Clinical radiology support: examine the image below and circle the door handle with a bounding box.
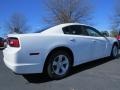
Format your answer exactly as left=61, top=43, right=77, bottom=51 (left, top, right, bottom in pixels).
left=70, top=38, right=76, bottom=42
left=92, top=40, right=96, bottom=42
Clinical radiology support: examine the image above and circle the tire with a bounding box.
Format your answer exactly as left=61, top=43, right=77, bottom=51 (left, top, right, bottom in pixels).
left=46, top=50, right=72, bottom=79
left=111, top=44, right=119, bottom=58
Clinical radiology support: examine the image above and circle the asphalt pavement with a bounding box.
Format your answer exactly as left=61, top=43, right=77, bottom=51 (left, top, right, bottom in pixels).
left=0, top=51, right=120, bottom=90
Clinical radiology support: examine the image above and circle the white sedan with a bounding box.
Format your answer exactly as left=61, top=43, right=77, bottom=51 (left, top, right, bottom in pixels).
left=3, top=23, right=119, bottom=79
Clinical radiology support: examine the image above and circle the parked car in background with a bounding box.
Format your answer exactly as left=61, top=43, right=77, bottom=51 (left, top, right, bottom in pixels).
left=2, top=23, right=119, bottom=79
left=116, top=32, right=120, bottom=48
left=0, top=37, right=5, bottom=50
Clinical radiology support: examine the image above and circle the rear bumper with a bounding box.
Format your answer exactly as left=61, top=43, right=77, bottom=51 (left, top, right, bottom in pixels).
left=3, top=48, right=44, bottom=74
left=4, top=60, right=42, bottom=74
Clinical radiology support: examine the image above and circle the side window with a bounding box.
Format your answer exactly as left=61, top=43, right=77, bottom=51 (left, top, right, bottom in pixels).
left=84, top=26, right=102, bottom=37
left=62, top=25, right=88, bottom=36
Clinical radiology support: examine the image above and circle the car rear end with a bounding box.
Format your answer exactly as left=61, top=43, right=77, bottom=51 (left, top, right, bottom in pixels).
left=3, top=34, right=44, bottom=74
left=3, top=36, right=21, bottom=73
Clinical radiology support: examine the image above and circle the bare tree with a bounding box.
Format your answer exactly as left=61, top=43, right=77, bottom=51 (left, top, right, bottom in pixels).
left=110, top=0, right=120, bottom=36
left=110, top=30, right=119, bottom=37
left=6, top=13, right=29, bottom=34
left=111, top=12, right=120, bottom=32
left=44, top=0, right=92, bottom=26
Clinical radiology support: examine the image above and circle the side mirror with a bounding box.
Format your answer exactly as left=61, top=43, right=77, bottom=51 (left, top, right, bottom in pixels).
left=0, top=37, right=5, bottom=50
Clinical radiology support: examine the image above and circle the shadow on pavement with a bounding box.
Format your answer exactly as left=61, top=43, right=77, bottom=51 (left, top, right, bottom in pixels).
left=23, top=73, right=53, bottom=84
left=23, top=56, right=119, bottom=84
left=70, top=57, right=114, bottom=76
left=0, top=51, right=3, bottom=62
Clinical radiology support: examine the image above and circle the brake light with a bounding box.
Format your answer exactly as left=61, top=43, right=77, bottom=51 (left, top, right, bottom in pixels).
left=8, top=38, right=20, bottom=47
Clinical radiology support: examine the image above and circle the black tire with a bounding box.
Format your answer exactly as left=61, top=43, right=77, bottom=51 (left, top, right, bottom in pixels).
left=46, top=50, right=72, bottom=80
left=111, top=44, right=119, bottom=58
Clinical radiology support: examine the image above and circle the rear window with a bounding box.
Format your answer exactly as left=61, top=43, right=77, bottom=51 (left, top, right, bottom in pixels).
left=35, top=27, right=51, bottom=33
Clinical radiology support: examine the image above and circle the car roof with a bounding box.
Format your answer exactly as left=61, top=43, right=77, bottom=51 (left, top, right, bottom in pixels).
left=40, top=23, right=92, bottom=35
left=53, top=23, right=90, bottom=28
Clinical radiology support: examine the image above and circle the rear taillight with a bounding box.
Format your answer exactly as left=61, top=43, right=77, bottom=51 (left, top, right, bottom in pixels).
left=8, top=38, right=20, bottom=47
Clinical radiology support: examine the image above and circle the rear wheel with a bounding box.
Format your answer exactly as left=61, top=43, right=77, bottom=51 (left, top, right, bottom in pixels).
left=111, top=44, right=119, bottom=58
left=47, top=50, right=72, bottom=79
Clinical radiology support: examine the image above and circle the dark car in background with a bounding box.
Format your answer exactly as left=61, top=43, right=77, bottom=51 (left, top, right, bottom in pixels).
left=116, top=34, right=120, bottom=48
left=0, top=37, right=5, bottom=50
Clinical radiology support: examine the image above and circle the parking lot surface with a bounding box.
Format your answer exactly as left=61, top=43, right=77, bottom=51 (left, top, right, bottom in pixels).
left=0, top=51, right=120, bottom=90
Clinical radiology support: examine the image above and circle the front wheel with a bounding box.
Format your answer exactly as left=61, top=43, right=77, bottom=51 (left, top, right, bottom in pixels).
left=47, top=50, right=72, bottom=79
left=111, top=45, right=119, bottom=58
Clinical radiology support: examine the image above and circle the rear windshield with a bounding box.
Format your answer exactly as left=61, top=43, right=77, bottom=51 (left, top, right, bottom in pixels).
left=35, top=27, right=50, bottom=33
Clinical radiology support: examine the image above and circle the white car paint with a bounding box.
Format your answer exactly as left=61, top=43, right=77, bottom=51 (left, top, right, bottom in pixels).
left=3, top=23, right=118, bottom=74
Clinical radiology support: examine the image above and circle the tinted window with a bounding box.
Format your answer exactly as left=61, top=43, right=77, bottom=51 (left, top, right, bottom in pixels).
left=63, top=25, right=88, bottom=36
left=84, top=26, right=102, bottom=37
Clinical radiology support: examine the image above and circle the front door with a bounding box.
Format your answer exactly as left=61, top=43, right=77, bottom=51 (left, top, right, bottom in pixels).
left=84, top=26, right=107, bottom=59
